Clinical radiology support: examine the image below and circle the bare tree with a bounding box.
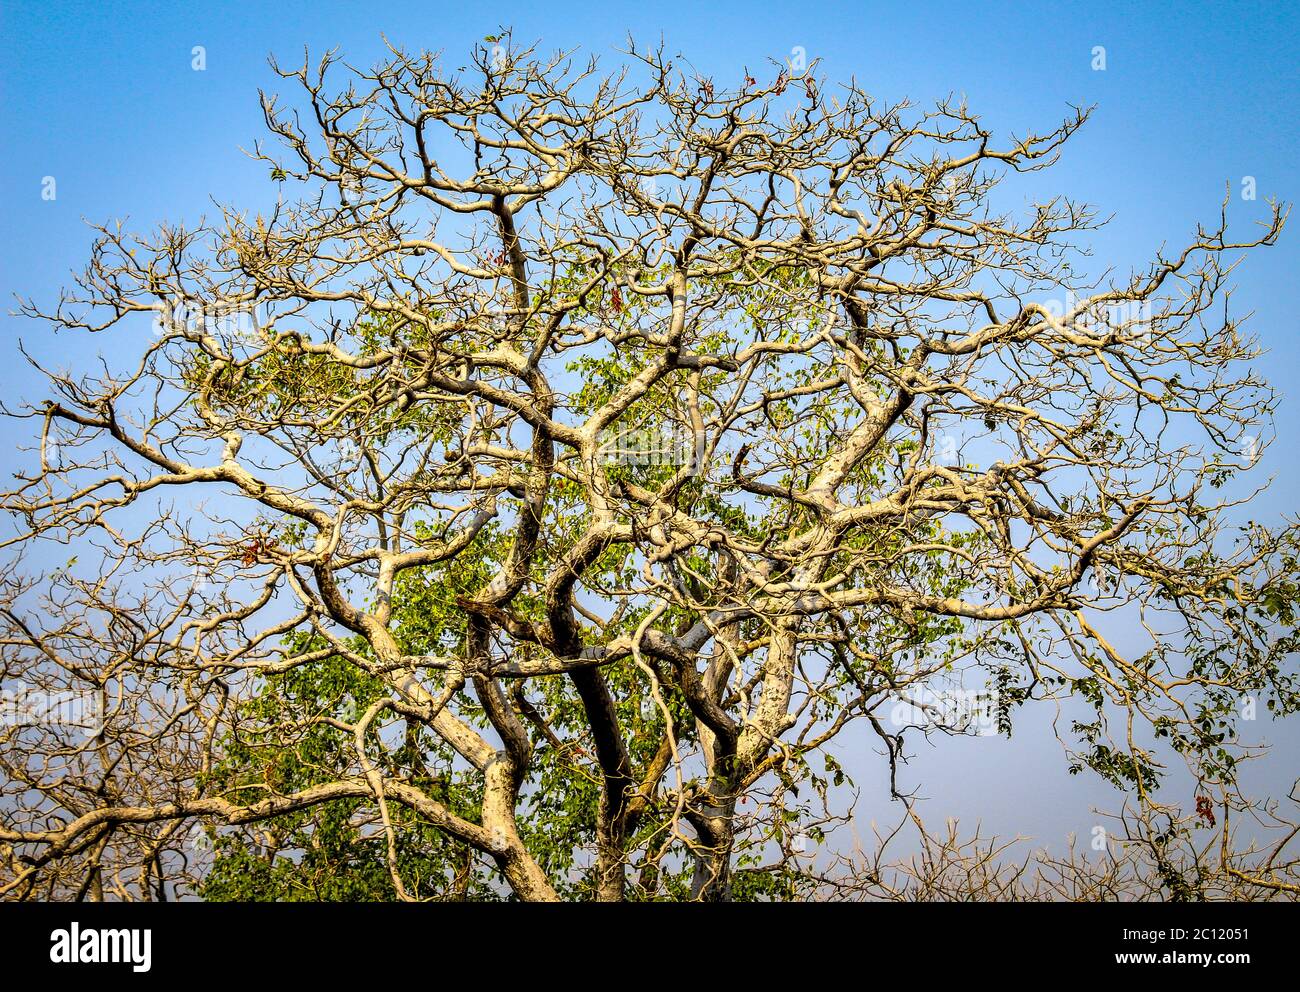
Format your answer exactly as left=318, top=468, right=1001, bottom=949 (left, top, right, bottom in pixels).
left=2, top=36, right=1297, bottom=901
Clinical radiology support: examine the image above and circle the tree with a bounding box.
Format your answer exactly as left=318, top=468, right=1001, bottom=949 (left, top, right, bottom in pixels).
left=3, top=36, right=1298, bottom=902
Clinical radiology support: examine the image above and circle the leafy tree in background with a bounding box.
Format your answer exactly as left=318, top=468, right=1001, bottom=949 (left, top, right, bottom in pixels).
left=3, top=36, right=1299, bottom=901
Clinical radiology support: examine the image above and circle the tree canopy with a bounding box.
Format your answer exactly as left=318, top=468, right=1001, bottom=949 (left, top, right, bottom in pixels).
left=3, top=37, right=1298, bottom=901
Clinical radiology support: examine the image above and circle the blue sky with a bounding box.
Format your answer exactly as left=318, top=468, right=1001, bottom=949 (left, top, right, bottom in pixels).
left=2, top=0, right=1297, bottom=861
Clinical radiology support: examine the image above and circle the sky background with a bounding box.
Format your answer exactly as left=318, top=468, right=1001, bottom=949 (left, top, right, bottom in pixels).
left=2, top=0, right=1297, bottom=866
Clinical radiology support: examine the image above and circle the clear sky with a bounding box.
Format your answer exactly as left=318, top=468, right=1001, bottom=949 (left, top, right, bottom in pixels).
left=2, top=0, right=1297, bottom=861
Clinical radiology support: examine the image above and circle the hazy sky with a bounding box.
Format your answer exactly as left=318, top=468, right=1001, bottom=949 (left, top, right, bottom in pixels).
left=2, top=0, right=1297, bottom=860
